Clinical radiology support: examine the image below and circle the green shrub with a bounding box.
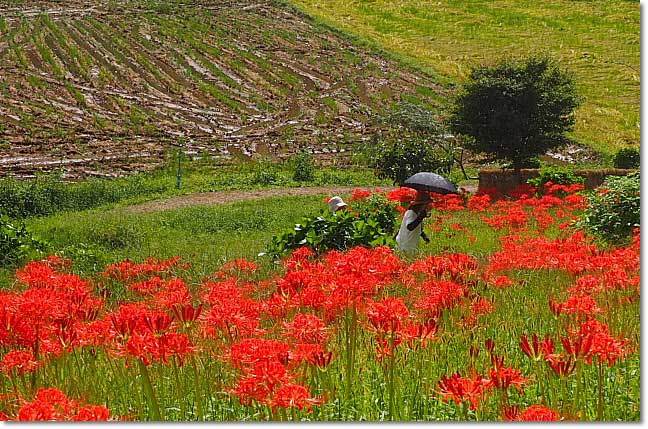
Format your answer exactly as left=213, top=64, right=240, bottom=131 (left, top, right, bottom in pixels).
left=0, top=216, right=46, bottom=266
left=266, top=197, right=398, bottom=257
left=251, top=169, right=281, bottom=186
left=0, top=173, right=168, bottom=218
left=366, top=138, right=455, bottom=186
left=451, top=56, right=581, bottom=170
left=367, top=102, right=458, bottom=185
left=579, top=172, right=640, bottom=243
left=527, top=166, right=585, bottom=188
left=613, top=147, right=640, bottom=169
left=292, top=152, right=316, bottom=182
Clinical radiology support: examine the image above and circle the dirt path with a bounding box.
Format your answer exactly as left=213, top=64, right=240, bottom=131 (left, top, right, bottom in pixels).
left=125, top=186, right=395, bottom=214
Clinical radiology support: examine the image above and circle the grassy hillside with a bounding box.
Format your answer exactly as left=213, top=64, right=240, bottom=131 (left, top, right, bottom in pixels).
left=290, top=0, right=640, bottom=156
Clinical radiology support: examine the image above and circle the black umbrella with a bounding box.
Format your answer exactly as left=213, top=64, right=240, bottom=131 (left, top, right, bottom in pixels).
left=403, top=172, right=458, bottom=194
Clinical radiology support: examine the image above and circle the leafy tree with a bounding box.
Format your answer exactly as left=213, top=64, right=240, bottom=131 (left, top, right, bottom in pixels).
left=451, top=56, right=581, bottom=170
left=367, top=102, right=459, bottom=185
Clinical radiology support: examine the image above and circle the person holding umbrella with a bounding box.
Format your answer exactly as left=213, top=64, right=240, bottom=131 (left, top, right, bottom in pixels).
left=396, top=172, right=458, bottom=254
left=395, top=190, right=431, bottom=253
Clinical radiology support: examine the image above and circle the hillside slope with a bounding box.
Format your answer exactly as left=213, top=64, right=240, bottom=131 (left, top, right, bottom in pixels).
left=291, top=0, right=640, bottom=156
left=0, top=0, right=442, bottom=178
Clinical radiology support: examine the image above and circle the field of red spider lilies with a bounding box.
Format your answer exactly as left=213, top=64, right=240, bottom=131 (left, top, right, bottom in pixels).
left=0, top=182, right=639, bottom=421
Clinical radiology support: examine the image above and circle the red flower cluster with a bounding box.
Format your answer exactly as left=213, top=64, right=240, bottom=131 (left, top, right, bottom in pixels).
left=14, top=388, right=110, bottom=421
left=103, top=256, right=183, bottom=281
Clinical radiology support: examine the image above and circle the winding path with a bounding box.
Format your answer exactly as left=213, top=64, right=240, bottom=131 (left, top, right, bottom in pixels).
left=125, top=185, right=395, bottom=214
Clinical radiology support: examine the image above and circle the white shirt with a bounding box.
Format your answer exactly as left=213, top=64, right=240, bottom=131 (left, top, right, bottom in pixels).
left=396, top=209, right=422, bottom=253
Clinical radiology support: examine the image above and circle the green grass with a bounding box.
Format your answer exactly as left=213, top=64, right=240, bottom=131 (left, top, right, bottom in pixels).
left=0, top=160, right=389, bottom=219
left=16, top=195, right=329, bottom=286
left=289, top=0, right=639, bottom=156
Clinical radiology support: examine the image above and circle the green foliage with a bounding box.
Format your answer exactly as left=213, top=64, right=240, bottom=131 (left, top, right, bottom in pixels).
left=250, top=162, right=283, bottom=186
left=0, top=173, right=168, bottom=219
left=292, top=151, right=316, bottom=182
left=579, top=172, right=640, bottom=243
left=451, top=56, right=581, bottom=170
left=612, top=147, right=640, bottom=169
left=527, top=166, right=585, bottom=188
left=266, top=197, right=398, bottom=257
left=366, top=102, right=458, bottom=185
left=0, top=216, right=46, bottom=267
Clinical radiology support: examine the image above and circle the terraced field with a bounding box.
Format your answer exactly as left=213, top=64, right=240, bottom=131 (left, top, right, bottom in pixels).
left=0, top=0, right=442, bottom=178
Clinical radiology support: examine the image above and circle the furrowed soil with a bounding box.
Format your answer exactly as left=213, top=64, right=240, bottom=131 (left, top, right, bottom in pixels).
left=0, top=0, right=444, bottom=179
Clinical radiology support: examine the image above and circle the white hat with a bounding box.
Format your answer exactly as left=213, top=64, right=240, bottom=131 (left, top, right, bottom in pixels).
left=328, top=196, right=348, bottom=212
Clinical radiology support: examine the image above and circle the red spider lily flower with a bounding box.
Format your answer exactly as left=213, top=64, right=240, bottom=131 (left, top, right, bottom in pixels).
left=415, top=280, right=466, bottom=319
left=575, top=320, right=629, bottom=366
left=124, top=331, right=195, bottom=366
left=400, top=320, right=438, bottom=348
left=0, top=349, right=39, bottom=375
left=103, top=256, right=183, bottom=281
left=129, top=276, right=166, bottom=295
left=556, top=294, right=602, bottom=317
left=485, top=339, right=495, bottom=355
left=489, top=275, right=514, bottom=288
left=271, top=383, right=321, bottom=411
left=366, top=297, right=410, bottom=333
left=437, top=372, right=491, bottom=411
left=466, top=194, right=492, bottom=212
left=520, top=334, right=554, bottom=361
left=283, top=313, right=328, bottom=344
left=220, top=258, right=258, bottom=275
left=144, top=313, right=173, bottom=334
left=567, top=275, right=603, bottom=295
left=545, top=354, right=576, bottom=377
left=518, top=405, right=561, bottom=421
left=375, top=336, right=404, bottom=360
left=170, top=303, right=203, bottom=324
left=310, top=350, right=334, bottom=368
left=488, top=363, right=527, bottom=392
left=72, top=405, right=111, bottom=421
left=283, top=247, right=316, bottom=270
left=16, top=388, right=110, bottom=421
left=548, top=299, right=563, bottom=317
left=387, top=187, right=417, bottom=204
left=157, top=332, right=195, bottom=365
left=229, top=339, right=291, bottom=369
left=231, top=360, right=291, bottom=406
left=431, top=193, right=465, bottom=211
left=561, top=335, right=593, bottom=361
left=503, top=405, right=520, bottom=421
left=290, top=343, right=325, bottom=365
left=349, top=188, right=372, bottom=201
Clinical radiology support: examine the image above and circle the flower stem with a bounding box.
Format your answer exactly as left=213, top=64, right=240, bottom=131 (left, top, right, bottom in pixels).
left=344, top=304, right=357, bottom=401
left=191, top=357, right=204, bottom=421
left=597, top=359, right=604, bottom=421
left=137, top=359, right=163, bottom=421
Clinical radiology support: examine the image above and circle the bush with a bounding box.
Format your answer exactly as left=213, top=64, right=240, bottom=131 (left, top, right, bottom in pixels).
left=579, top=172, right=640, bottom=243
left=0, top=216, right=46, bottom=266
left=612, top=147, right=640, bottom=169
left=0, top=173, right=168, bottom=219
left=527, top=166, right=585, bottom=188
left=250, top=168, right=281, bottom=186
left=451, top=56, right=581, bottom=170
left=366, top=102, right=458, bottom=185
left=292, top=152, right=316, bottom=182
left=266, top=196, right=398, bottom=257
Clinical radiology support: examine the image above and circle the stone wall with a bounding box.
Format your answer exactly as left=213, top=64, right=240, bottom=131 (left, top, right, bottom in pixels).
left=478, top=168, right=635, bottom=194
